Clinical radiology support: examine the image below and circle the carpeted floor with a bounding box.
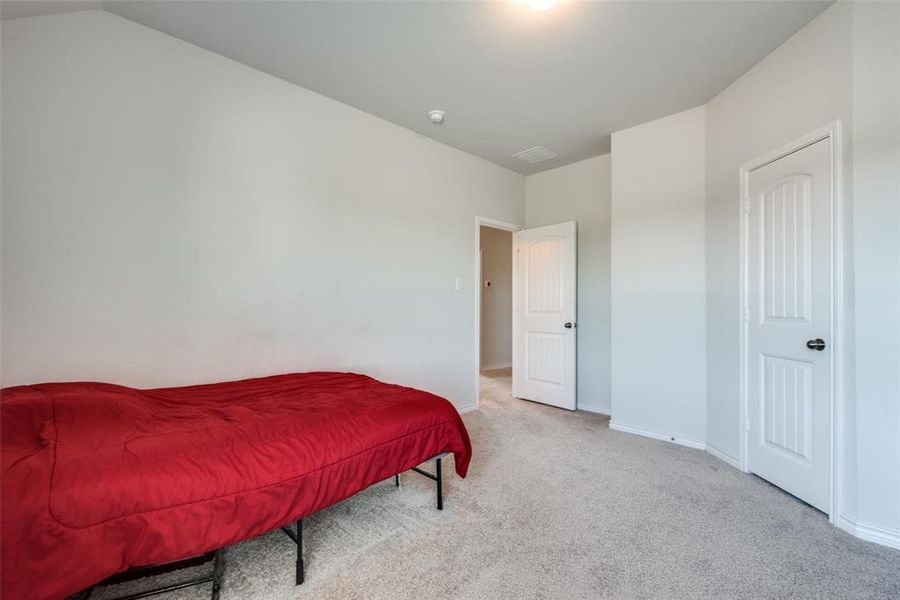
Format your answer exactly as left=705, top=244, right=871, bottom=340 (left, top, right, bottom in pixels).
left=95, top=368, right=900, bottom=600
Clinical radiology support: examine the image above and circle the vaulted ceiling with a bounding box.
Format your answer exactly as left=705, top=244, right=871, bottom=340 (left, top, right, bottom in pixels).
left=2, top=0, right=831, bottom=174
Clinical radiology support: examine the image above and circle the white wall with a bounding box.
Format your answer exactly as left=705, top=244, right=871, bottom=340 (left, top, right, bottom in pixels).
left=849, top=0, right=900, bottom=543
left=525, top=155, right=611, bottom=414
left=479, top=226, right=512, bottom=369
left=0, top=11, right=524, bottom=412
left=610, top=107, right=707, bottom=445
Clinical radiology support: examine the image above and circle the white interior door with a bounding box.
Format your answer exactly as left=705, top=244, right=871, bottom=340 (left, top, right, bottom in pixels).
left=513, top=221, right=576, bottom=410
left=746, top=138, right=832, bottom=512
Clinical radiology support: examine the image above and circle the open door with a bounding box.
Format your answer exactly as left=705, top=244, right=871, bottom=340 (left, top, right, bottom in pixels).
left=513, top=221, right=576, bottom=410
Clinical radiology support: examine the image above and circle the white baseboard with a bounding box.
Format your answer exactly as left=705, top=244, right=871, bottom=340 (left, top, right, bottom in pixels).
left=837, top=514, right=900, bottom=550
left=456, top=404, right=479, bottom=414
left=706, top=444, right=743, bottom=470
left=577, top=403, right=610, bottom=416
left=607, top=421, right=742, bottom=468
left=608, top=420, right=706, bottom=450
left=480, top=362, right=512, bottom=371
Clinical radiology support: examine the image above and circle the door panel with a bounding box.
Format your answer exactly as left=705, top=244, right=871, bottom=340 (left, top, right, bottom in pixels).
left=526, top=332, right=565, bottom=385
left=762, top=176, right=812, bottom=322
left=526, top=240, right=565, bottom=313
left=747, top=138, right=832, bottom=512
left=761, top=354, right=812, bottom=462
left=513, top=222, right=576, bottom=410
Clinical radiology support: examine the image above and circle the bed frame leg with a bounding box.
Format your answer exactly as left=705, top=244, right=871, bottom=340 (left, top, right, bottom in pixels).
left=394, top=474, right=400, bottom=487
left=295, top=519, right=304, bottom=586
left=411, top=455, right=446, bottom=511
left=210, top=549, right=225, bottom=600
left=436, top=457, right=443, bottom=511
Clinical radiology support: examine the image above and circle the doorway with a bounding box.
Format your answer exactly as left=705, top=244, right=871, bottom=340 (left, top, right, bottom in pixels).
left=474, top=217, right=578, bottom=411
left=479, top=223, right=515, bottom=405
left=740, top=123, right=843, bottom=517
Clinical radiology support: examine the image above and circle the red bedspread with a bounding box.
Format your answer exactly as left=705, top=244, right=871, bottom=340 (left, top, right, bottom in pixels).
left=1, top=372, right=472, bottom=600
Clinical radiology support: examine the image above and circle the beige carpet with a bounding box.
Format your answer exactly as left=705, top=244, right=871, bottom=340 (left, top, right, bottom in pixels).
left=94, top=369, right=900, bottom=599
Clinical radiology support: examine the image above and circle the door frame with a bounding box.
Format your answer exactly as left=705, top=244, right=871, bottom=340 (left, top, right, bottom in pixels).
left=473, top=216, right=521, bottom=411
left=738, top=120, right=844, bottom=523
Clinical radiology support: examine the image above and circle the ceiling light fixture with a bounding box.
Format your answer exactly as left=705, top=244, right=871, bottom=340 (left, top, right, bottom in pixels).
left=427, top=109, right=445, bottom=124
left=526, top=0, right=556, bottom=12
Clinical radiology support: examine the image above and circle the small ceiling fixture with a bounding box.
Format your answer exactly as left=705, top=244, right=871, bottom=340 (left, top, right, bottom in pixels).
left=427, top=109, right=445, bottom=124
left=526, top=0, right=557, bottom=12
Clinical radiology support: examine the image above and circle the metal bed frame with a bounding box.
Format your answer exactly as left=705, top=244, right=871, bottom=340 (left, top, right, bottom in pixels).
left=73, top=454, right=447, bottom=600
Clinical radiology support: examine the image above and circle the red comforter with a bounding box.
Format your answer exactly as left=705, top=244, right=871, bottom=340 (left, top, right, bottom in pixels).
left=1, top=372, right=472, bottom=600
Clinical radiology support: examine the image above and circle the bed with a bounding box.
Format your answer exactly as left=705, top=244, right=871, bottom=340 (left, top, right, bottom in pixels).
left=0, top=372, right=472, bottom=600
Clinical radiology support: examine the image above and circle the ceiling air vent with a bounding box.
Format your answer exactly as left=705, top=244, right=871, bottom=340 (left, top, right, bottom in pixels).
left=512, top=146, right=557, bottom=164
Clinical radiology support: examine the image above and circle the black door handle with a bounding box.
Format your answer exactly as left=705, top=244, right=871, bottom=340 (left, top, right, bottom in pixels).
left=564, top=322, right=574, bottom=329
left=806, top=338, right=826, bottom=351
